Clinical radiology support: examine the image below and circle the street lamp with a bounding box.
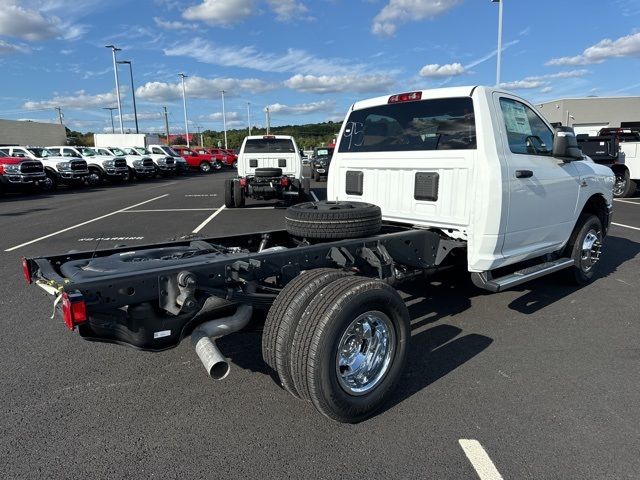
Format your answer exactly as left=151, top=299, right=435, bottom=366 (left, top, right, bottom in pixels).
left=179, top=73, right=190, bottom=147
left=492, top=0, right=503, bottom=86
left=105, top=45, right=124, bottom=133
left=117, top=60, right=139, bottom=134
left=247, top=102, right=252, bottom=135
left=102, top=107, right=117, bottom=133
left=221, top=90, right=228, bottom=149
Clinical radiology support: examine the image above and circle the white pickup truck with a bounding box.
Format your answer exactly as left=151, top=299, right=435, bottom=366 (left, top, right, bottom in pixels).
left=94, top=147, right=156, bottom=180
left=47, top=146, right=128, bottom=186
left=7, top=146, right=89, bottom=190
left=24, top=86, right=614, bottom=423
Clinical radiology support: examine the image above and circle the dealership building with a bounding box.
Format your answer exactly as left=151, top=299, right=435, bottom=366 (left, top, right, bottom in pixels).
left=536, top=96, right=640, bottom=136
left=0, top=119, right=66, bottom=147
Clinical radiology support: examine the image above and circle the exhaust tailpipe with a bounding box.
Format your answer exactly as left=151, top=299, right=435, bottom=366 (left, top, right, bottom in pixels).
left=191, top=304, right=253, bottom=380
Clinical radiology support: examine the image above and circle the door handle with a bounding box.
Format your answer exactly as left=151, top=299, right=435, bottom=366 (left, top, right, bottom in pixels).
left=515, top=170, right=533, bottom=178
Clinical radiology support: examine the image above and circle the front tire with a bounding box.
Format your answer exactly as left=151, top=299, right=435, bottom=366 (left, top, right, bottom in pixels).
left=87, top=168, right=104, bottom=186
left=563, top=213, right=604, bottom=285
left=290, top=276, right=410, bottom=423
left=41, top=171, right=58, bottom=191
left=199, top=161, right=212, bottom=173
left=613, top=168, right=637, bottom=198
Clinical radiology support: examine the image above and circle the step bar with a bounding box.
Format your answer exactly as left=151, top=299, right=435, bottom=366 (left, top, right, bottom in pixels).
left=471, top=258, right=575, bottom=293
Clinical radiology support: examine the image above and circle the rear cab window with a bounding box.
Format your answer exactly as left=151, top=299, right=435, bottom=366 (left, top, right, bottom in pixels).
left=244, top=138, right=295, bottom=154
left=338, top=97, right=477, bottom=153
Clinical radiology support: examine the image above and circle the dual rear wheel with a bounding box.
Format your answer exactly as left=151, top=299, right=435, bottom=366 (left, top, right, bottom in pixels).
left=262, top=269, right=410, bottom=423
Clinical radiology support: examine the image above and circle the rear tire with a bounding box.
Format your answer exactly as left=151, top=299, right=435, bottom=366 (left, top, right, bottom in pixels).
left=562, top=213, right=604, bottom=285
left=255, top=167, right=283, bottom=178
left=199, top=161, right=211, bottom=173
left=224, top=178, right=234, bottom=208
left=233, top=180, right=245, bottom=208
left=290, top=276, right=410, bottom=422
left=285, top=201, right=382, bottom=239
left=262, top=268, right=349, bottom=397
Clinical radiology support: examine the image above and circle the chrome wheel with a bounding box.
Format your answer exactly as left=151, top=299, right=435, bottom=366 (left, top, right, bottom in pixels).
left=580, top=228, right=602, bottom=272
left=40, top=177, right=54, bottom=191
left=335, top=311, right=395, bottom=395
left=200, top=162, right=211, bottom=173
left=87, top=172, right=102, bottom=186
left=613, top=174, right=627, bottom=197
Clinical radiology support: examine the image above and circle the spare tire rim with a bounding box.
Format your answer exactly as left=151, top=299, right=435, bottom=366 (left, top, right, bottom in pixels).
left=580, top=228, right=602, bottom=272
left=336, top=311, right=395, bottom=396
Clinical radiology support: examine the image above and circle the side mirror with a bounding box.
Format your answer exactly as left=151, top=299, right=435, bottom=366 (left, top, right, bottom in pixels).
left=552, top=127, right=583, bottom=161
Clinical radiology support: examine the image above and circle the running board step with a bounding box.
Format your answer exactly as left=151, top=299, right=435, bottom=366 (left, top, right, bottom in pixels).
left=472, top=258, right=575, bottom=293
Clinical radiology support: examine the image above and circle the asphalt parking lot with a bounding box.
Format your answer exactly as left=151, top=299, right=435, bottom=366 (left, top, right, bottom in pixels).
left=1, top=172, right=639, bottom=479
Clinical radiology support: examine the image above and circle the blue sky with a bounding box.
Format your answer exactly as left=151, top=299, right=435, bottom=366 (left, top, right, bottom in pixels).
left=1, top=0, right=639, bottom=134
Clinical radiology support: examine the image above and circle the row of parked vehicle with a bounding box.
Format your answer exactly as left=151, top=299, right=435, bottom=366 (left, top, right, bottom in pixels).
left=0, top=144, right=238, bottom=195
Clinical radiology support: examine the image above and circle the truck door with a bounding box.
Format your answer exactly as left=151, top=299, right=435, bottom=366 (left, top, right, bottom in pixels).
left=494, top=94, right=580, bottom=258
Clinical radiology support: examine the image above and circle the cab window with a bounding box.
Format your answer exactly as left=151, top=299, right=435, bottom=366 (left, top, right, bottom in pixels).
left=338, top=97, right=476, bottom=153
left=499, top=98, right=553, bottom=156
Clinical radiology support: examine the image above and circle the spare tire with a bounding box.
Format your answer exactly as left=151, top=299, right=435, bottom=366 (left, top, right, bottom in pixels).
left=285, top=201, right=381, bottom=239
left=255, top=167, right=283, bottom=178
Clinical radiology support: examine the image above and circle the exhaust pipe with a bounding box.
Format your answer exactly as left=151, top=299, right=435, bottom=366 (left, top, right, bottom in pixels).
left=191, top=304, right=253, bottom=380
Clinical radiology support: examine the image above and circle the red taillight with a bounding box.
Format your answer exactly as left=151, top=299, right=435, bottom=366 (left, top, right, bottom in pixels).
left=388, top=91, right=422, bottom=104
left=280, top=176, right=290, bottom=186
left=61, top=292, right=87, bottom=331
left=22, top=257, right=32, bottom=284
left=239, top=177, right=247, bottom=187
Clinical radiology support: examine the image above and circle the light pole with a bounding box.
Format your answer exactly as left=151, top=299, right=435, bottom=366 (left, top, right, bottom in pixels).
left=265, top=106, right=271, bottom=135
left=105, top=45, right=124, bottom=133
left=221, top=90, right=228, bottom=149
left=178, top=73, right=190, bottom=147
left=117, top=60, right=139, bottom=134
left=103, top=107, right=117, bottom=133
left=247, top=102, right=252, bottom=135
left=492, top=0, right=503, bottom=86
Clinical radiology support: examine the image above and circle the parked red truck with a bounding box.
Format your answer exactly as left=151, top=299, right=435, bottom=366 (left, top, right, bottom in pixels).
left=0, top=154, right=46, bottom=194
left=171, top=146, right=219, bottom=173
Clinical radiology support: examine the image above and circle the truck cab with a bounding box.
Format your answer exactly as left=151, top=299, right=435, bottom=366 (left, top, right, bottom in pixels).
left=9, top=146, right=89, bottom=191
left=328, top=86, right=614, bottom=273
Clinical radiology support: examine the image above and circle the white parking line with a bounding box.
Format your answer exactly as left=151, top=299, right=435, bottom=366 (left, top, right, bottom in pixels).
left=614, top=198, right=640, bottom=205
left=310, top=190, right=319, bottom=202
left=124, top=208, right=217, bottom=213
left=4, top=194, right=169, bottom=252
left=459, top=439, right=504, bottom=480
left=192, top=205, right=225, bottom=234
left=612, top=222, right=640, bottom=231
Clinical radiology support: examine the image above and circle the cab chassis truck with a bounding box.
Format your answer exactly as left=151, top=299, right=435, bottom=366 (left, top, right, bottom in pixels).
left=22, top=87, right=614, bottom=423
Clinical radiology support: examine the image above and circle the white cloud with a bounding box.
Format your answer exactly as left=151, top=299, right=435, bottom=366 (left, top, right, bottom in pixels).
left=182, top=0, right=256, bottom=26
left=498, top=80, right=546, bottom=90
left=201, top=111, right=241, bottom=121
left=0, top=39, right=30, bottom=54
left=0, top=3, right=59, bottom=41
left=153, top=17, right=196, bottom=30
left=372, top=0, right=463, bottom=37
left=23, top=90, right=119, bottom=110
left=164, top=38, right=369, bottom=76
left=284, top=74, right=395, bottom=93
left=115, top=112, right=165, bottom=122
left=267, top=100, right=334, bottom=115
left=419, top=62, right=465, bottom=77
left=546, top=32, right=640, bottom=66
left=136, top=75, right=276, bottom=102
left=0, top=1, right=89, bottom=43
left=525, top=69, right=589, bottom=81
left=267, top=0, right=312, bottom=21
left=540, top=86, right=553, bottom=94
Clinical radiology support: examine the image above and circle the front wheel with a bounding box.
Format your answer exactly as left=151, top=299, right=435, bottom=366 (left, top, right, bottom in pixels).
left=232, top=160, right=238, bottom=169
left=86, top=168, right=103, bottom=186
left=41, top=171, right=58, bottom=191
left=213, top=161, right=223, bottom=170
left=199, top=161, right=212, bottom=173
left=613, top=168, right=637, bottom=198
left=290, top=276, right=410, bottom=423
left=563, top=213, right=604, bottom=285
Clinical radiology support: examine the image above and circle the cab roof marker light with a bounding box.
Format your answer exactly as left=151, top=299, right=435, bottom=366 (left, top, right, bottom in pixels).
left=388, top=92, right=422, bottom=104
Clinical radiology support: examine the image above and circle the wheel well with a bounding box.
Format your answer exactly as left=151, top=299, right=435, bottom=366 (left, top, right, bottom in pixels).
left=610, top=164, right=628, bottom=176
left=581, top=194, right=609, bottom=232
